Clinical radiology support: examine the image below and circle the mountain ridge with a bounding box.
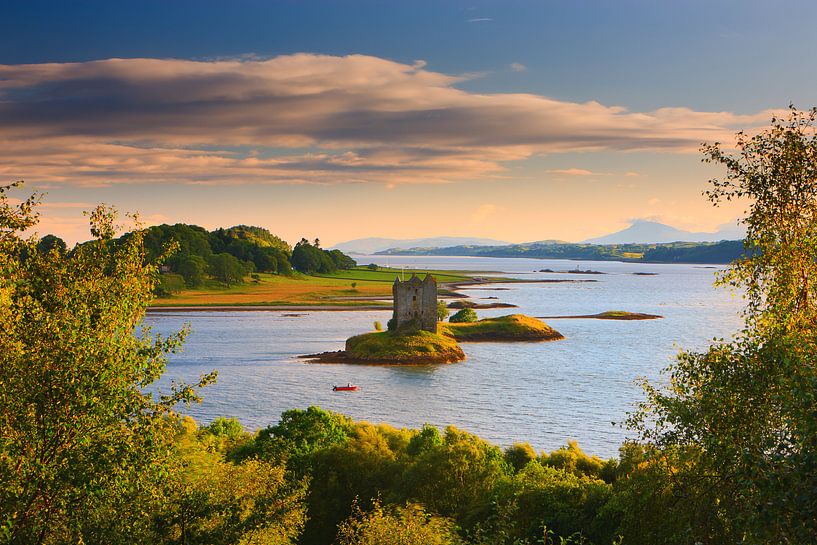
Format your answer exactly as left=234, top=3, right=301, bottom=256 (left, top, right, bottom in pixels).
left=583, top=220, right=744, bottom=244
left=331, top=236, right=511, bottom=255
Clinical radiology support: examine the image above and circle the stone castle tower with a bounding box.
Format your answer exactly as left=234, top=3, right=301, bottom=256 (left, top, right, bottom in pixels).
left=392, top=274, right=437, bottom=332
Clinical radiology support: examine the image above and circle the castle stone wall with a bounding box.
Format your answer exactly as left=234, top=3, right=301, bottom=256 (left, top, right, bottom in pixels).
left=392, top=274, right=437, bottom=332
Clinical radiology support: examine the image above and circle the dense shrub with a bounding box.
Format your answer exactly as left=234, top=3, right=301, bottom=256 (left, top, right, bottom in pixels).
left=449, top=308, right=478, bottom=323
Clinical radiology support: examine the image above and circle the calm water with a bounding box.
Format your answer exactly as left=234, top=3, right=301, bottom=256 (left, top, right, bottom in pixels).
left=147, top=256, right=743, bottom=458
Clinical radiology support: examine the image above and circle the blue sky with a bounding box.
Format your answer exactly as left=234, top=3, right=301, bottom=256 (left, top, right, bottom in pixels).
left=1, top=1, right=814, bottom=244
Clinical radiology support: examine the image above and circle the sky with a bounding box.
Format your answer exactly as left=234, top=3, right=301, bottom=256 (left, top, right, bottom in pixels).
left=1, top=0, right=816, bottom=246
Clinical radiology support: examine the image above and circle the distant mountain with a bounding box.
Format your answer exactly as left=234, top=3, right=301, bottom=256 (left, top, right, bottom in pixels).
left=331, top=236, right=510, bottom=255
left=583, top=220, right=744, bottom=244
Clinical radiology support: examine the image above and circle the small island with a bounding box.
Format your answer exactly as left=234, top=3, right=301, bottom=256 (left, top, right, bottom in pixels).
left=441, top=314, right=564, bottom=342
left=447, top=300, right=518, bottom=309
left=302, top=275, right=563, bottom=364
left=538, top=310, right=663, bottom=320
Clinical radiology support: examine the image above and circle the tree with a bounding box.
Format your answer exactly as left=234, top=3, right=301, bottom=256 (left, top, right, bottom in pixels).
left=174, top=254, right=207, bottom=287
left=0, top=183, right=217, bottom=543
left=36, top=234, right=67, bottom=255
left=156, top=272, right=186, bottom=296
left=291, top=240, right=324, bottom=274
left=400, top=426, right=509, bottom=520
left=437, top=300, right=450, bottom=322
left=336, top=501, right=463, bottom=545
left=207, top=252, right=245, bottom=284
left=449, top=308, right=477, bottom=323
left=155, top=422, right=306, bottom=545
left=630, top=107, right=817, bottom=543
left=253, top=406, right=353, bottom=471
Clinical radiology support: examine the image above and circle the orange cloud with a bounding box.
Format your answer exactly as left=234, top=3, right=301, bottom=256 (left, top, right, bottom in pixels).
left=547, top=168, right=597, bottom=176
left=0, top=54, right=779, bottom=187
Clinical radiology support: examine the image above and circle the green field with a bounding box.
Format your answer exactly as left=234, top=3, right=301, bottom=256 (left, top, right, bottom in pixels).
left=311, top=267, right=477, bottom=283
left=151, top=266, right=487, bottom=307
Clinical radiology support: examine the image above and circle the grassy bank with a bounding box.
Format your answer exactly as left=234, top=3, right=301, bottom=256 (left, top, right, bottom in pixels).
left=440, top=314, right=564, bottom=341
left=344, top=330, right=466, bottom=364
left=151, top=266, right=483, bottom=307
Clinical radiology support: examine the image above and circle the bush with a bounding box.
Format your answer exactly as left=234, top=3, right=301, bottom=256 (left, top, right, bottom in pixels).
left=156, top=272, right=186, bottom=296
left=437, top=300, right=450, bottom=322
left=174, top=254, right=207, bottom=287
left=207, top=252, right=245, bottom=284
left=366, top=263, right=379, bottom=270
left=387, top=318, right=396, bottom=331
left=336, top=501, right=462, bottom=545
left=374, top=321, right=382, bottom=331
left=449, top=308, right=477, bottom=323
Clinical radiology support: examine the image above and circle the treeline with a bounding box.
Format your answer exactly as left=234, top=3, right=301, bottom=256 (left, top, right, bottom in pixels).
left=197, top=407, right=643, bottom=545
left=37, top=223, right=357, bottom=294
left=377, top=239, right=746, bottom=264
left=640, top=239, right=746, bottom=263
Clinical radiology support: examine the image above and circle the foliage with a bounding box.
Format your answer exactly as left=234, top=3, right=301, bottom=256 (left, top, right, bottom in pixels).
left=253, top=406, right=354, bottom=472
left=377, top=239, right=746, bottom=264
left=401, top=426, right=510, bottom=520
left=540, top=441, right=617, bottom=483
left=156, top=272, right=187, bottom=296
left=373, top=321, right=382, bottom=331
left=630, top=106, right=817, bottom=543
left=155, top=422, right=306, bottom=545
left=470, top=461, right=614, bottom=544
left=504, top=442, right=538, bottom=472
left=174, top=254, right=208, bottom=287
left=437, top=300, right=450, bottom=321
left=336, top=500, right=463, bottom=545
left=139, top=223, right=294, bottom=278
left=366, top=263, right=379, bottom=270
left=641, top=239, right=744, bottom=263
left=345, top=330, right=465, bottom=363
left=207, top=252, right=246, bottom=285
left=35, top=234, right=67, bottom=255
left=236, top=406, right=623, bottom=545
left=0, top=184, right=217, bottom=543
left=142, top=223, right=212, bottom=263
left=449, top=307, right=477, bottom=323
left=407, top=424, right=443, bottom=455
left=291, top=239, right=355, bottom=274
left=210, top=225, right=291, bottom=253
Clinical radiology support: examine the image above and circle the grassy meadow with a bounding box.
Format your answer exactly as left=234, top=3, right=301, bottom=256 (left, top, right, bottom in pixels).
left=151, top=266, right=483, bottom=307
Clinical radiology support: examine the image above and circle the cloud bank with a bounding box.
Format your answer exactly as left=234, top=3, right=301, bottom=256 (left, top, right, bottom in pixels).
left=0, top=54, right=775, bottom=187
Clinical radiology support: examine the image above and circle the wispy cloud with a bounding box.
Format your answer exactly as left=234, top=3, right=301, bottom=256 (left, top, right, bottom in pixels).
left=471, top=203, right=502, bottom=223
left=467, top=17, right=493, bottom=23
left=0, top=54, right=777, bottom=188
left=509, top=62, right=527, bottom=72
left=546, top=168, right=597, bottom=176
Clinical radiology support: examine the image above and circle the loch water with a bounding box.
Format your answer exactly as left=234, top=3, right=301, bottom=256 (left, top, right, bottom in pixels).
left=146, top=256, right=743, bottom=458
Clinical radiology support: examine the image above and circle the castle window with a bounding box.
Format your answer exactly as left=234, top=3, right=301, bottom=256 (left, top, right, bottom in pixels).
left=413, top=295, right=417, bottom=302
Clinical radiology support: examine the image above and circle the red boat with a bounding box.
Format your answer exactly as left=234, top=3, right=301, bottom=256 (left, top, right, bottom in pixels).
left=333, top=384, right=358, bottom=392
